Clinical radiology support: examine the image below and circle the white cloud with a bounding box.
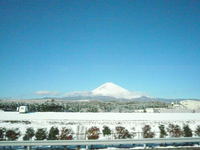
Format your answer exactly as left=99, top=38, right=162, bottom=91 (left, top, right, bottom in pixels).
left=35, top=91, right=60, bottom=96
left=64, top=91, right=92, bottom=97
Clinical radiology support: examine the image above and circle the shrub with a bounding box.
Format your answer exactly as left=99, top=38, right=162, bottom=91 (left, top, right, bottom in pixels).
left=5, top=128, right=21, bottom=141
left=48, top=127, right=59, bottom=140
left=195, top=125, right=200, bottom=136
left=87, top=126, right=100, bottom=140
left=0, top=128, right=6, bottom=141
left=183, top=124, right=193, bottom=137
left=167, top=124, right=182, bottom=137
left=102, top=126, right=111, bottom=136
left=23, top=128, right=35, bottom=141
left=114, top=126, right=133, bottom=139
left=59, top=127, right=73, bottom=140
left=159, top=125, right=167, bottom=138
left=142, top=125, right=155, bottom=138
left=35, top=128, right=47, bottom=140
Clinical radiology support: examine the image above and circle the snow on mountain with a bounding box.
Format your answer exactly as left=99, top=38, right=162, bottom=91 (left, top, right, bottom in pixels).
left=62, top=82, right=145, bottom=100
left=92, top=82, right=143, bottom=99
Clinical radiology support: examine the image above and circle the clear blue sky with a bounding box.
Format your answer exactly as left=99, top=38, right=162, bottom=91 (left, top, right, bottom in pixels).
left=0, top=0, right=200, bottom=99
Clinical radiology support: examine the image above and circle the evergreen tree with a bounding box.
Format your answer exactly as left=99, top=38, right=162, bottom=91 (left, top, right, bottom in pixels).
left=87, top=126, right=100, bottom=139
left=23, top=128, right=35, bottom=141
left=5, top=128, right=21, bottom=141
left=159, top=125, right=167, bottom=138
left=0, top=128, right=6, bottom=141
left=102, top=126, right=111, bottom=136
left=167, top=124, right=182, bottom=137
left=115, top=126, right=133, bottom=139
left=142, top=125, right=155, bottom=138
left=48, top=127, right=59, bottom=140
left=59, top=127, right=73, bottom=140
left=183, top=124, right=193, bottom=137
left=195, top=125, right=200, bottom=136
left=35, top=128, right=47, bottom=140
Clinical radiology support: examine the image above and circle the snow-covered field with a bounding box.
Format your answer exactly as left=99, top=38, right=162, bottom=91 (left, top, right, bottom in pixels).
left=1, top=112, right=200, bottom=121
left=180, top=100, right=200, bottom=110
left=1, top=112, right=200, bottom=140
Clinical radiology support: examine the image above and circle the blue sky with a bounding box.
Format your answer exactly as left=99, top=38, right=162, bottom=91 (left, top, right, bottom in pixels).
left=0, top=0, right=200, bottom=99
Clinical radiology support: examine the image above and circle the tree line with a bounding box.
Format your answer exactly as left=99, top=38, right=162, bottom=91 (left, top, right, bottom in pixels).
left=0, top=100, right=169, bottom=112
left=1, top=124, right=200, bottom=141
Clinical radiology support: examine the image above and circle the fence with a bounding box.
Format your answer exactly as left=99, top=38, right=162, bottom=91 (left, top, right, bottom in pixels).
left=0, top=137, right=200, bottom=150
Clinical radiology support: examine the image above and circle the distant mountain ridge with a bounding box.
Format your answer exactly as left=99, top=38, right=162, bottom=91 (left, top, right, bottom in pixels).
left=56, top=82, right=199, bottom=102
left=3, top=82, right=198, bottom=102
left=61, top=82, right=146, bottom=101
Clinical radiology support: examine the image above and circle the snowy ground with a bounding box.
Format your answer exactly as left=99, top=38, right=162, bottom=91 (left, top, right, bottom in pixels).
left=0, top=112, right=200, bottom=140
left=1, top=112, right=200, bottom=121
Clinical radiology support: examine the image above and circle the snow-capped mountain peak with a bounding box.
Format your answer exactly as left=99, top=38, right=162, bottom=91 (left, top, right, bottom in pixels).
left=92, top=82, right=143, bottom=99
left=92, top=82, right=128, bottom=93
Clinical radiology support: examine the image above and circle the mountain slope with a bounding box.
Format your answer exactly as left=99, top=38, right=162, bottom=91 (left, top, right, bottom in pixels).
left=92, top=82, right=143, bottom=99
left=36, top=82, right=200, bottom=102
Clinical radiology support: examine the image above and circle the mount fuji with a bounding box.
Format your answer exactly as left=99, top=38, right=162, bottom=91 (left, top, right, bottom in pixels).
left=39, top=83, right=199, bottom=102
left=92, top=82, right=143, bottom=99
left=63, top=82, right=146, bottom=100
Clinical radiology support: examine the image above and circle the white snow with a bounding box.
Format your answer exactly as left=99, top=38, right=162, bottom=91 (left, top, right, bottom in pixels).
left=92, top=82, right=143, bottom=99
left=0, top=112, right=200, bottom=121
left=180, top=100, right=200, bottom=110
left=1, top=112, right=200, bottom=140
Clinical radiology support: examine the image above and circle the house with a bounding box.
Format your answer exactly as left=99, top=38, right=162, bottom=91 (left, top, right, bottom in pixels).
left=134, top=109, right=145, bottom=113
left=134, top=108, right=155, bottom=113
left=18, top=106, right=28, bottom=113
left=145, top=108, right=154, bottom=113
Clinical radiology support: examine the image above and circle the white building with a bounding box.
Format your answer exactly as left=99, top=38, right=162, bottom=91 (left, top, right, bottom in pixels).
left=18, top=106, right=28, bottom=113
left=134, top=109, right=144, bottom=113
left=134, top=108, right=155, bottom=113
left=145, top=108, right=154, bottom=113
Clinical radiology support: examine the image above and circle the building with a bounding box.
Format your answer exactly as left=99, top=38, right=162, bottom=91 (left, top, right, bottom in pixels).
left=18, top=106, right=28, bottom=113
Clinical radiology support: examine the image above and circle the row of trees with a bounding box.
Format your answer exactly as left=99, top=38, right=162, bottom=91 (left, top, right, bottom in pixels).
left=0, top=127, right=73, bottom=141
left=158, top=124, right=199, bottom=138
left=1, top=124, right=200, bottom=141
left=0, top=100, right=169, bottom=112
